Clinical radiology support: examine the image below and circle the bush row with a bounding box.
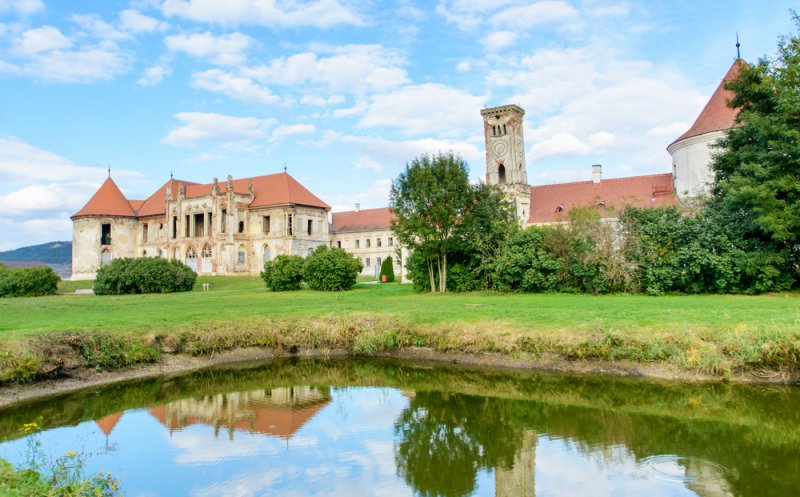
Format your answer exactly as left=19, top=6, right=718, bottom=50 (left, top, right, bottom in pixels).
left=261, top=246, right=363, bottom=291
left=0, top=263, right=60, bottom=298
left=93, top=257, right=196, bottom=295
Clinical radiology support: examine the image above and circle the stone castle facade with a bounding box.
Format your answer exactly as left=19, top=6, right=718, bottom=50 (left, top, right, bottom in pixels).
left=72, top=60, right=739, bottom=280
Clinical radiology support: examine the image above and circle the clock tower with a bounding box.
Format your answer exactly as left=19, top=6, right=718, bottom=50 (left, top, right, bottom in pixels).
left=481, top=104, right=530, bottom=224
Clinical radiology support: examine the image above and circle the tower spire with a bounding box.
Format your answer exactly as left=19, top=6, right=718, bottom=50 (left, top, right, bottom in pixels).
left=736, top=33, right=741, bottom=60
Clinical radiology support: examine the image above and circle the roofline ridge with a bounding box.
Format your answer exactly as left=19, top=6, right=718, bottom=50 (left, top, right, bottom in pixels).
left=531, top=172, right=672, bottom=189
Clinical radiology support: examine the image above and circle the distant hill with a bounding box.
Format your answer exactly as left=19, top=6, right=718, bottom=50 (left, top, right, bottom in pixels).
left=0, top=241, right=72, bottom=265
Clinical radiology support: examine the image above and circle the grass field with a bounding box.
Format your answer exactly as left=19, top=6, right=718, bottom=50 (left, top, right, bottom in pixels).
left=1, top=276, right=799, bottom=381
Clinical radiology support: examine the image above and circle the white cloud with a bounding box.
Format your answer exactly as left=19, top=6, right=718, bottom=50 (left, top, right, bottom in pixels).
left=357, top=84, right=484, bottom=137
left=483, top=30, right=517, bottom=51
left=329, top=179, right=392, bottom=212
left=0, top=135, right=138, bottom=184
left=494, top=43, right=704, bottom=173
left=300, top=94, right=345, bottom=106
left=137, top=64, right=172, bottom=86
left=13, top=26, right=71, bottom=56
left=435, top=0, right=519, bottom=30
left=242, top=45, right=408, bottom=95
left=270, top=123, right=315, bottom=142
left=162, top=112, right=274, bottom=147
left=0, top=0, right=43, bottom=16
left=119, top=9, right=169, bottom=33
left=590, top=4, right=630, bottom=17
left=160, top=0, right=364, bottom=28
left=353, top=157, right=383, bottom=172
left=0, top=136, right=141, bottom=249
left=71, top=14, right=130, bottom=42
left=22, top=47, right=130, bottom=83
left=165, top=31, right=252, bottom=66
left=489, top=1, right=579, bottom=29
left=191, top=69, right=279, bottom=104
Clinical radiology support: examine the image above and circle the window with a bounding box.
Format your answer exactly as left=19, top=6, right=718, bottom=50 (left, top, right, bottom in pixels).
left=286, top=214, right=294, bottom=236
left=377, top=237, right=382, bottom=247
left=337, top=241, right=341, bottom=248
left=237, top=211, right=245, bottom=234
left=172, top=216, right=178, bottom=239
left=365, top=257, right=371, bottom=267
left=307, top=247, right=314, bottom=256
left=142, top=250, right=147, bottom=257
left=238, top=221, right=245, bottom=234
left=100, top=224, right=111, bottom=245
left=388, top=237, right=393, bottom=247
left=194, top=213, right=204, bottom=237
left=159, top=223, right=164, bottom=239
left=263, top=215, right=271, bottom=234
left=207, top=212, right=213, bottom=235
left=498, top=164, right=506, bottom=184
left=156, top=248, right=162, bottom=257
left=263, top=245, right=270, bottom=263
left=184, top=215, right=190, bottom=237
left=221, top=209, right=227, bottom=233
left=237, top=245, right=246, bottom=266
left=355, top=239, right=360, bottom=249
left=307, top=219, right=313, bottom=236
left=202, top=245, right=212, bottom=258
left=142, top=224, right=148, bottom=243
left=100, top=249, right=111, bottom=266
left=377, top=256, right=381, bottom=267
left=366, top=238, right=371, bottom=248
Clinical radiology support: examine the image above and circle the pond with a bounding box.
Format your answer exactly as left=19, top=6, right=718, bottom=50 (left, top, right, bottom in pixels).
left=0, top=358, right=798, bottom=497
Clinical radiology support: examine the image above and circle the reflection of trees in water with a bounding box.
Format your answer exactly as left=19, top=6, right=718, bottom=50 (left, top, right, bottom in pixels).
left=395, top=392, right=535, bottom=497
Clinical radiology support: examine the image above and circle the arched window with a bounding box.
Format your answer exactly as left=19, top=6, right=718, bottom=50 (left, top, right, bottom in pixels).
left=186, top=246, right=198, bottom=272
left=307, top=247, right=314, bottom=256
left=498, top=164, right=506, bottom=184
left=156, top=248, right=163, bottom=258
left=100, top=249, right=111, bottom=266
left=202, top=245, right=212, bottom=258
left=263, top=244, right=271, bottom=263
left=142, top=249, right=148, bottom=257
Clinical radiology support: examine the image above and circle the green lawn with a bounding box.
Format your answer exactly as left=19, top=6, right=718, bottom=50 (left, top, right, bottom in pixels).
left=2, top=277, right=799, bottom=380
left=3, top=276, right=799, bottom=337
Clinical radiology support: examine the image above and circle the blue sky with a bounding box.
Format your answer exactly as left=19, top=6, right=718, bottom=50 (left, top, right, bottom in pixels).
left=0, top=0, right=796, bottom=250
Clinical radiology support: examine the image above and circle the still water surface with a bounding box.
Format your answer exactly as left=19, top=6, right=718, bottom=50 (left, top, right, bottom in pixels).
left=0, top=359, right=798, bottom=497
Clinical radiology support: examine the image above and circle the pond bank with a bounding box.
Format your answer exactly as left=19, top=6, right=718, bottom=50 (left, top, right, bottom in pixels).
left=1, top=340, right=797, bottom=409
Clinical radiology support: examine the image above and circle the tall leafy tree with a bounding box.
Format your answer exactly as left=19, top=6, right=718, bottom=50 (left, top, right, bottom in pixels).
left=390, top=152, right=472, bottom=292
left=711, top=16, right=800, bottom=288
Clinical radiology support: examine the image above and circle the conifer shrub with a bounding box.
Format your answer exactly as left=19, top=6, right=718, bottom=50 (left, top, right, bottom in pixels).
left=93, top=257, right=196, bottom=295
left=261, top=254, right=305, bottom=291
left=303, top=246, right=363, bottom=291
left=379, top=257, right=395, bottom=282
left=0, top=266, right=60, bottom=297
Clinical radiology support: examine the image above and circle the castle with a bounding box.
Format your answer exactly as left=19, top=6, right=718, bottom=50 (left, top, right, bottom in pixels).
left=71, top=60, right=741, bottom=280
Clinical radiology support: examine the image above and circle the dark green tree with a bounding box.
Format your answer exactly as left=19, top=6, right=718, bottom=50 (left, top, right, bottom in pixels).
left=390, top=152, right=472, bottom=292
left=303, top=246, right=362, bottom=291
left=261, top=254, right=305, bottom=291
left=711, top=16, right=800, bottom=289
left=379, top=256, right=395, bottom=282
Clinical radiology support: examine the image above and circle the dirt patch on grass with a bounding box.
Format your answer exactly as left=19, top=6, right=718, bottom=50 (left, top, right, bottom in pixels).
left=1, top=345, right=797, bottom=409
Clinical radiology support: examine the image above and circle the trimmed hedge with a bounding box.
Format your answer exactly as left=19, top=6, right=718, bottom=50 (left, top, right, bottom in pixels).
left=93, top=257, right=196, bottom=295
left=261, top=255, right=305, bottom=291
left=303, top=246, right=363, bottom=291
left=380, top=257, right=395, bottom=282
left=0, top=265, right=60, bottom=297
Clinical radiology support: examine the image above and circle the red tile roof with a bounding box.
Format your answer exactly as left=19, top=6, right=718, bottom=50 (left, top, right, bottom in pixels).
left=528, top=173, right=677, bottom=224
left=72, top=177, right=136, bottom=218
left=79, top=173, right=330, bottom=219
left=96, top=412, right=123, bottom=437
left=331, top=207, right=394, bottom=232
left=672, top=60, right=743, bottom=144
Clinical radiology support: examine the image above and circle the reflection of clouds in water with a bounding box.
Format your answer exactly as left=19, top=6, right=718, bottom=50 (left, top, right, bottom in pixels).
left=288, top=435, right=319, bottom=449
left=364, top=440, right=398, bottom=477
left=192, top=468, right=283, bottom=497
left=167, top=427, right=278, bottom=465
left=536, top=436, right=698, bottom=497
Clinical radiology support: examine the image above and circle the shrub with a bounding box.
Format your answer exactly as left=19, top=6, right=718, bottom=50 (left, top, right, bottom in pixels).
left=490, top=227, right=563, bottom=292
left=0, top=266, right=60, bottom=298
left=303, top=246, right=363, bottom=291
left=261, top=254, right=305, bottom=291
left=379, top=257, right=395, bottom=282
left=93, top=257, right=196, bottom=295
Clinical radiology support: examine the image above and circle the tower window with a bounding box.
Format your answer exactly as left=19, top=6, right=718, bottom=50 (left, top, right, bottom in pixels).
left=498, top=164, right=506, bottom=184
left=101, top=224, right=111, bottom=245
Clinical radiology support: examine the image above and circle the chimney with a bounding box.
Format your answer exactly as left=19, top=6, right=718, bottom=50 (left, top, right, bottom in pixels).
left=592, top=164, right=602, bottom=184
left=355, top=203, right=360, bottom=212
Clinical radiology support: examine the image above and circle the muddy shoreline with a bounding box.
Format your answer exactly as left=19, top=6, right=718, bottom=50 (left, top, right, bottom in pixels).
left=1, top=346, right=796, bottom=409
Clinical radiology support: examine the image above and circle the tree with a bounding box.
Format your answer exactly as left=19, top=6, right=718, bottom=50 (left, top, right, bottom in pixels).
left=711, top=16, right=800, bottom=289
left=261, top=255, right=304, bottom=291
left=303, top=246, right=362, bottom=291
left=379, top=256, right=395, bottom=282
left=390, top=152, right=472, bottom=292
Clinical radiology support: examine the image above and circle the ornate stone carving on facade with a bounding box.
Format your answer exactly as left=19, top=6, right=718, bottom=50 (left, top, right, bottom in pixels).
left=248, top=178, right=254, bottom=195
left=165, top=184, right=173, bottom=202
left=213, top=177, right=219, bottom=194
left=178, top=182, right=185, bottom=199
left=227, top=175, right=234, bottom=191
